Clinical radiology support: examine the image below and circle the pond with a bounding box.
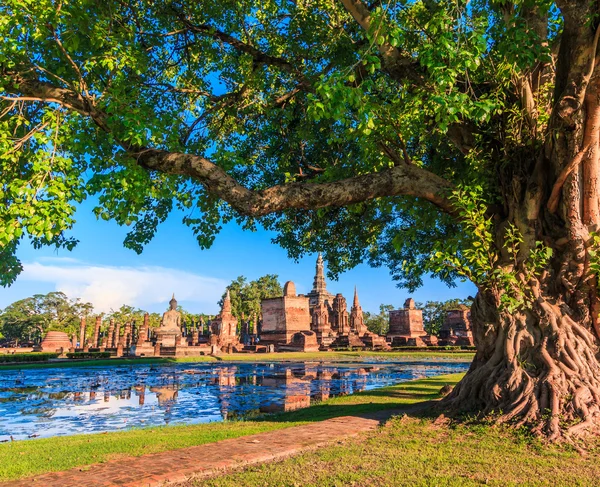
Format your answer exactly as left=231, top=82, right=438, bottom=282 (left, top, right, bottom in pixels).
left=0, top=360, right=469, bottom=441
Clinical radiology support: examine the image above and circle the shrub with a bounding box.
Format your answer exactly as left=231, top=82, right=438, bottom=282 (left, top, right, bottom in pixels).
left=390, top=346, right=476, bottom=352
left=65, top=352, right=112, bottom=359
left=0, top=352, right=60, bottom=363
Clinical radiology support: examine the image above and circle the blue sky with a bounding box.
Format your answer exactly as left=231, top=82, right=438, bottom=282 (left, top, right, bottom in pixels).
left=2, top=200, right=476, bottom=315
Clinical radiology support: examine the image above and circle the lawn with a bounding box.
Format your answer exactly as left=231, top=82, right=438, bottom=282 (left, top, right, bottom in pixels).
left=184, top=406, right=600, bottom=487
left=0, top=373, right=463, bottom=481
left=0, top=350, right=474, bottom=370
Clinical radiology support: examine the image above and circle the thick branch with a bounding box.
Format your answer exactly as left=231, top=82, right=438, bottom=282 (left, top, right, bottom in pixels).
left=5, top=74, right=456, bottom=216
left=552, top=8, right=600, bottom=126
left=134, top=148, right=455, bottom=216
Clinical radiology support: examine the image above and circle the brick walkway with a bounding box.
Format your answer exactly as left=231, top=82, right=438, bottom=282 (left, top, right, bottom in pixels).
left=3, top=411, right=397, bottom=487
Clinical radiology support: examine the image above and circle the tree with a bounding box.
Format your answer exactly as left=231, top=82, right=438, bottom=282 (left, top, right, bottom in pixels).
left=2, top=0, right=600, bottom=438
left=0, top=292, right=92, bottom=344
left=419, top=298, right=474, bottom=336
left=221, top=275, right=282, bottom=330
left=106, top=304, right=147, bottom=329
left=364, top=304, right=394, bottom=336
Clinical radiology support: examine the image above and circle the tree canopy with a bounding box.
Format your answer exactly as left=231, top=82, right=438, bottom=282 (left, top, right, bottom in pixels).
left=221, top=274, right=282, bottom=325
left=1, top=0, right=527, bottom=286
left=0, top=292, right=92, bottom=344
left=4, top=0, right=600, bottom=438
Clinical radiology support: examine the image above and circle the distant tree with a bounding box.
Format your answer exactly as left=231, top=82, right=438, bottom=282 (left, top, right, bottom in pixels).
left=106, top=305, right=145, bottom=327
left=364, top=304, right=394, bottom=336
left=221, top=275, right=282, bottom=330
left=0, top=292, right=92, bottom=344
left=418, top=298, right=474, bottom=336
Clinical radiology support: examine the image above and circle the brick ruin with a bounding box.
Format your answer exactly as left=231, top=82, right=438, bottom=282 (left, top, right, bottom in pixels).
left=438, top=304, right=474, bottom=346
left=386, top=299, right=474, bottom=348
left=259, top=254, right=389, bottom=351
left=260, top=281, right=315, bottom=349
left=387, top=298, right=437, bottom=347
left=210, top=289, right=241, bottom=353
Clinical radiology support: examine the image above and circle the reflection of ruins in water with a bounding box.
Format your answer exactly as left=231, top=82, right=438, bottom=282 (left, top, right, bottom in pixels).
left=213, top=366, right=237, bottom=419
left=260, top=369, right=312, bottom=413
left=149, top=384, right=179, bottom=406
left=0, top=361, right=470, bottom=441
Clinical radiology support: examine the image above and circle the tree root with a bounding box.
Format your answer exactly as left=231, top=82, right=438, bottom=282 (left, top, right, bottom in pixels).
left=441, top=297, right=600, bottom=442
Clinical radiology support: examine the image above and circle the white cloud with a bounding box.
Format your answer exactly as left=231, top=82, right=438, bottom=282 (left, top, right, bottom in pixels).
left=20, top=260, right=228, bottom=313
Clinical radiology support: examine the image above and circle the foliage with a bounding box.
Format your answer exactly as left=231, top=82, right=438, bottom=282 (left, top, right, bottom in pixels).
left=391, top=346, right=476, bottom=352
left=0, top=352, right=59, bottom=363
left=0, top=292, right=92, bottom=344
left=0, top=0, right=560, bottom=291
left=221, top=275, right=282, bottom=327
left=423, top=188, right=552, bottom=311
left=364, top=304, right=394, bottom=335
left=65, top=351, right=111, bottom=359
left=106, top=305, right=159, bottom=329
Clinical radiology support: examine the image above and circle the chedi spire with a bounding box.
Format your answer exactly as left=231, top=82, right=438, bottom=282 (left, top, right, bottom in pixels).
left=312, top=253, right=328, bottom=294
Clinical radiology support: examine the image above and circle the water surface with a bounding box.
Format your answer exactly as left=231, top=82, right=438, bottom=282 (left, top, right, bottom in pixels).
left=0, top=360, right=468, bottom=441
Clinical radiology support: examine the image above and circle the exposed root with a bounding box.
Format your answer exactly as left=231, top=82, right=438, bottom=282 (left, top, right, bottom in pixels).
left=441, top=293, right=600, bottom=441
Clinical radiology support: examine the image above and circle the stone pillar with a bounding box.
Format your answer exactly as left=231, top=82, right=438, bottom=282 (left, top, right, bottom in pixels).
left=79, top=316, right=87, bottom=349
left=71, top=334, right=77, bottom=350
left=139, top=313, right=149, bottom=342
left=107, top=319, right=115, bottom=348
left=93, top=316, right=101, bottom=348
left=154, top=342, right=161, bottom=356
left=124, top=322, right=132, bottom=348
left=113, top=321, right=121, bottom=348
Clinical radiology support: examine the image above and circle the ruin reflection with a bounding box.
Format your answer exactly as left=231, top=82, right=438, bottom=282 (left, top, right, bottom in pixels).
left=0, top=361, right=469, bottom=441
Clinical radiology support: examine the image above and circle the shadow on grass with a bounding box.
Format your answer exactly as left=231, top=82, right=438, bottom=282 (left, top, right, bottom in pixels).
left=260, top=398, right=441, bottom=426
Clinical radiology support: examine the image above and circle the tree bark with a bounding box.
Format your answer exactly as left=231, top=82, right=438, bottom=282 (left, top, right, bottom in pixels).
left=444, top=72, right=600, bottom=442
left=444, top=276, right=600, bottom=440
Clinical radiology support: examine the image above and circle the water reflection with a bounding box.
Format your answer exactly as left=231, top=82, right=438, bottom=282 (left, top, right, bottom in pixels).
left=0, top=361, right=468, bottom=441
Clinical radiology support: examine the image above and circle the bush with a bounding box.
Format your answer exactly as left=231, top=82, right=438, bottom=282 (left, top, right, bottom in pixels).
left=0, top=352, right=59, bottom=363
left=66, top=351, right=112, bottom=359
left=390, top=346, right=476, bottom=352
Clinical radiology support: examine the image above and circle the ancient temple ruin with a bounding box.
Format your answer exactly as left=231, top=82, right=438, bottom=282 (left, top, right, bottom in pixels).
left=259, top=255, right=388, bottom=351
left=210, top=290, right=241, bottom=353
left=306, top=253, right=335, bottom=308
left=260, top=281, right=314, bottom=348
left=67, top=295, right=232, bottom=357
left=439, top=304, right=474, bottom=346
left=387, top=298, right=438, bottom=347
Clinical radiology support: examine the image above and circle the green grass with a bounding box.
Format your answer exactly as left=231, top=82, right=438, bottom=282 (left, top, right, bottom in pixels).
left=0, top=350, right=474, bottom=370
left=0, top=373, right=463, bottom=481
left=185, top=401, right=600, bottom=487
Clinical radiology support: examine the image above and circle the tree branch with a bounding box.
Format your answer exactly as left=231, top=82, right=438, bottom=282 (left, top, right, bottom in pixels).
left=174, top=11, right=306, bottom=82
left=134, top=148, right=455, bottom=216
left=5, top=74, right=456, bottom=217
left=338, top=0, right=423, bottom=84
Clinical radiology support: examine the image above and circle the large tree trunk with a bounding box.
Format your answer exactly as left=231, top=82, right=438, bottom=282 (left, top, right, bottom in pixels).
left=444, top=70, right=600, bottom=439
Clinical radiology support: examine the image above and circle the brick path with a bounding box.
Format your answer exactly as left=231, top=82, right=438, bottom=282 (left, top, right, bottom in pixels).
left=3, top=410, right=397, bottom=487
